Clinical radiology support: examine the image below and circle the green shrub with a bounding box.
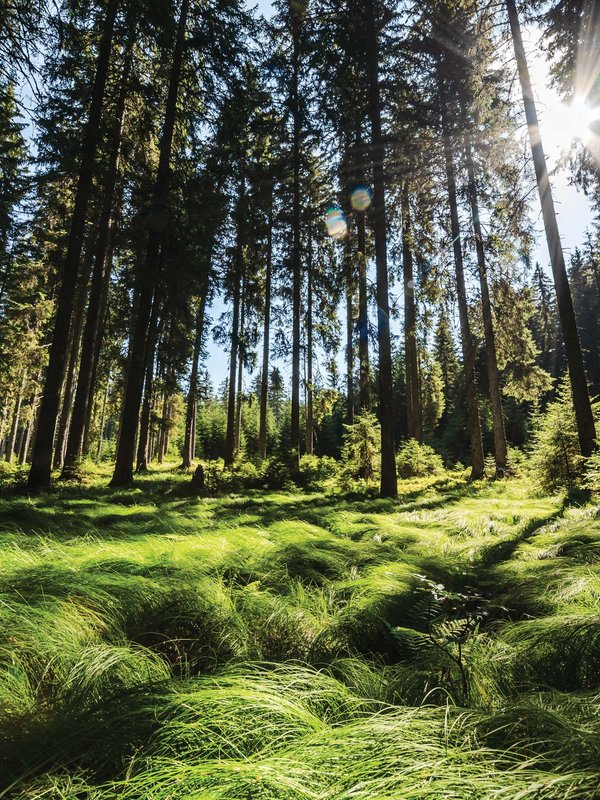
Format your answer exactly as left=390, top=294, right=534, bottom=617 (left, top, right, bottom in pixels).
left=340, top=412, right=380, bottom=482
left=396, top=440, right=444, bottom=479
left=529, top=377, right=596, bottom=493
left=299, top=455, right=339, bottom=489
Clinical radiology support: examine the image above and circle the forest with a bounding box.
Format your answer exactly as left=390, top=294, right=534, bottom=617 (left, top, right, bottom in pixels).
left=1, top=0, right=600, bottom=796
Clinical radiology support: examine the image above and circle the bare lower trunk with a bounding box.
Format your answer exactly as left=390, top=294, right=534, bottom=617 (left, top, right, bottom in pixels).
left=465, top=141, right=507, bottom=474
left=507, top=0, right=595, bottom=457
left=180, top=293, right=207, bottom=469
left=258, top=201, right=273, bottom=460
left=306, top=229, right=314, bottom=454
left=234, top=280, right=246, bottom=457
left=136, top=292, right=164, bottom=473
left=290, top=30, right=302, bottom=473
left=439, top=70, right=484, bottom=480
left=345, top=238, right=355, bottom=426
left=225, top=181, right=245, bottom=466
left=5, top=374, right=25, bottom=463
left=401, top=183, right=422, bottom=442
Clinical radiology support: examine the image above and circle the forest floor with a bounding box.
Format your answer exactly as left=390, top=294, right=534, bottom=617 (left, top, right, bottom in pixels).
left=1, top=465, right=600, bottom=798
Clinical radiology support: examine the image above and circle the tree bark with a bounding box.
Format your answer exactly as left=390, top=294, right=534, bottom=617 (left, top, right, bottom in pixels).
left=258, top=199, right=273, bottom=460
left=234, top=278, right=246, bottom=457
left=401, top=183, right=422, bottom=442
left=61, top=42, right=131, bottom=477
left=365, top=0, right=397, bottom=497
left=179, top=293, right=207, bottom=468
left=345, top=237, right=355, bottom=426
left=224, top=179, right=245, bottom=466
left=27, top=0, right=120, bottom=492
left=507, top=0, right=596, bottom=457
left=306, top=226, right=314, bottom=453
left=439, top=69, right=485, bottom=480
left=290, top=19, right=302, bottom=473
left=5, top=373, right=25, bottom=463
left=464, top=140, right=508, bottom=474
left=136, top=290, right=164, bottom=473
left=110, top=0, right=189, bottom=486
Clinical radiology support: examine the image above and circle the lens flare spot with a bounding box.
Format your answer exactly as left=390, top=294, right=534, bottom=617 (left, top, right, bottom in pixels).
left=325, top=207, right=347, bottom=239
left=350, top=186, right=372, bottom=211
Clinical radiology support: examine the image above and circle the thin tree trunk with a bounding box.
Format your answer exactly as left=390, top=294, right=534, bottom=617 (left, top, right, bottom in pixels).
left=345, top=237, right=355, bottom=426
left=507, top=0, right=596, bottom=457
left=110, top=0, right=189, bottom=486
left=180, top=293, right=207, bottom=469
left=401, top=183, right=422, bottom=442
left=157, top=392, right=168, bottom=464
left=439, top=70, right=485, bottom=480
left=355, top=122, right=371, bottom=412
left=5, top=373, right=25, bottom=463
left=234, top=279, right=246, bottom=457
left=365, top=0, right=397, bottom=497
left=224, top=180, right=245, bottom=466
left=306, top=227, right=314, bottom=454
left=136, top=291, right=164, bottom=472
left=62, top=44, right=131, bottom=477
left=28, top=0, right=120, bottom=493
left=53, top=254, right=93, bottom=470
left=96, top=375, right=110, bottom=461
left=259, top=200, right=273, bottom=460
left=464, top=141, right=508, bottom=474
left=290, top=24, right=302, bottom=474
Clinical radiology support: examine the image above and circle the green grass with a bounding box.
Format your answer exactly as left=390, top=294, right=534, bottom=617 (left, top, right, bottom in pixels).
left=0, top=464, right=599, bottom=798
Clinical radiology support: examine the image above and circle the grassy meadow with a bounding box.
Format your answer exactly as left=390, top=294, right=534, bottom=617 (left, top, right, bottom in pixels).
left=0, top=464, right=599, bottom=798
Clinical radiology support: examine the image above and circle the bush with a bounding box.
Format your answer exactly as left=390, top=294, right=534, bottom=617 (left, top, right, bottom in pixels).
left=529, top=376, right=597, bottom=493
left=299, top=455, right=339, bottom=489
left=396, top=440, right=444, bottom=479
left=340, top=412, right=380, bottom=482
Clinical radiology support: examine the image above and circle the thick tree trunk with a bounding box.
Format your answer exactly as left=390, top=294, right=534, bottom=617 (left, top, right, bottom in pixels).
left=28, top=0, right=120, bottom=493
left=507, top=0, right=596, bottom=457
left=365, top=0, right=397, bottom=497
left=464, top=141, right=508, bottom=475
left=401, top=183, right=422, bottom=442
left=180, top=293, right=207, bottom=469
left=258, top=201, right=273, bottom=460
left=62, top=46, right=131, bottom=478
left=96, top=375, right=110, bottom=460
left=439, top=72, right=485, bottom=480
left=290, top=28, right=302, bottom=473
left=345, top=238, right=355, bottom=426
left=110, top=0, right=189, bottom=486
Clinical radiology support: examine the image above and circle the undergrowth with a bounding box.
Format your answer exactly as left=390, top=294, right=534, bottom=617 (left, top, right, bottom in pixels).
left=0, top=463, right=599, bottom=798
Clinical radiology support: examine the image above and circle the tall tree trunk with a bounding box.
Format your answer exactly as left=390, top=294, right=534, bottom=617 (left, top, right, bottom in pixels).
left=180, top=293, right=207, bottom=469
left=365, top=0, right=397, bottom=497
left=27, top=0, right=120, bottom=492
left=5, top=373, right=25, bottom=463
left=53, top=254, right=93, bottom=470
left=224, top=180, right=245, bottom=466
left=306, top=227, right=314, bottom=454
left=96, top=374, right=110, bottom=461
left=507, top=0, right=596, bottom=457
left=259, top=199, right=273, bottom=460
left=136, top=291, right=164, bottom=473
left=439, top=70, right=485, bottom=480
left=401, top=183, right=422, bottom=442
left=357, top=213, right=370, bottom=414
left=110, top=0, right=189, bottom=486
left=290, top=25, right=302, bottom=474
left=345, top=237, right=355, bottom=426
left=234, top=278, right=246, bottom=457
left=464, top=141, right=508, bottom=475
left=62, top=43, right=131, bottom=478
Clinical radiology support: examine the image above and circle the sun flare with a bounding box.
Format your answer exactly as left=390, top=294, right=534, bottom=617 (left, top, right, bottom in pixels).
left=543, top=96, right=600, bottom=154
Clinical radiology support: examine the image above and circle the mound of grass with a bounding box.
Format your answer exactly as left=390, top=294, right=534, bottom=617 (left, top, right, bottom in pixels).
left=1, top=464, right=599, bottom=797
